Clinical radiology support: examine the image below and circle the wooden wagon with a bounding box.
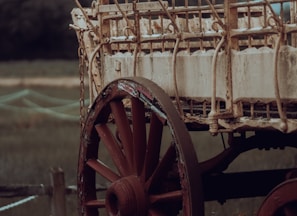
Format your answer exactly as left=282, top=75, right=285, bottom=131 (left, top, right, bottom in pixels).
left=70, top=0, right=297, bottom=215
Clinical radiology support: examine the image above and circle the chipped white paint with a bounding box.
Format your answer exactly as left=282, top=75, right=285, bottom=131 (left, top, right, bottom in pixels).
left=103, top=50, right=227, bottom=99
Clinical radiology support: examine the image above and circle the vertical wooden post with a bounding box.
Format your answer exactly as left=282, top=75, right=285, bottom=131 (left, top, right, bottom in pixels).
left=50, top=167, right=66, bottom=216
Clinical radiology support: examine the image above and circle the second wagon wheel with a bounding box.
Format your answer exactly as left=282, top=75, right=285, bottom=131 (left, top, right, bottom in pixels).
left=78, top=77, right=204, bottom=216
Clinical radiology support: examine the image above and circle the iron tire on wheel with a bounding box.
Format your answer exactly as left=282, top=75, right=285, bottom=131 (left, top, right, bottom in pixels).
left=78, top=77, right=204, bottom=216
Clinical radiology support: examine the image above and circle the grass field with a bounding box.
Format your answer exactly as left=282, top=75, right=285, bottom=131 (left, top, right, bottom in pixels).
left=0, top=86, right=80, bottom=216
left=0, top=60, right=80, bottom=216
left=0, top=60, right=297, bottom=216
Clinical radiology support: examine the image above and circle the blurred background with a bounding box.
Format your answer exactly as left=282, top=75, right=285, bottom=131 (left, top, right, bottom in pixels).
left=0, top=0, right=92, bottom=215
left=0, top=0, right=92, bottom=60
left=1, top=0, right=297, bottom=216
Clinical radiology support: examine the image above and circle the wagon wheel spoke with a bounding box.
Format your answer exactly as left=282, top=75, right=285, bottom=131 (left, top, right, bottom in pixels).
left=78, top=77, right=203, bottom=216
left=95, top=124, right=130, bottom=176
left=145, top=144, right=177, bottom=192
left=131, top=97, right=147, bottom=175
left=85, top=199, right=105, bottom=208
left=86, top=159, right=120, bottom=182
left=141, top=112, right=164, bottom=181
left=110, top=100, right=133, bottom=171
left=149, top=190, right=182, bottom=204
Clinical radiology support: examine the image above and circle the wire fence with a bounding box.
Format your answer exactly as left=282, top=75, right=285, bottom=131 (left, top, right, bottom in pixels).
left=0, top=168, right=77, bottom=216
left=0, top=195, right=39, bottom=212
left=0, top=91, right=81, bottom=215
left=0, top=89, right=89, bottom=122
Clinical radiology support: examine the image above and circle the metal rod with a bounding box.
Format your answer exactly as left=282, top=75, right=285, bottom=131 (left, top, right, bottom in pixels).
left=113, top=0, right=136, bottom=35
left=273, top=35, right=288, bottom=132
left=209, top=36, right=225, bottom=117
left=172, top=37, right=184, bottom=116
left=157, top=0, right=180, bottom=33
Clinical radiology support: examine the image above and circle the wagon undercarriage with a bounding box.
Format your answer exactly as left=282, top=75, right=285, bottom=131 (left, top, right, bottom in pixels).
left=71, top=0, right=297, bottom=215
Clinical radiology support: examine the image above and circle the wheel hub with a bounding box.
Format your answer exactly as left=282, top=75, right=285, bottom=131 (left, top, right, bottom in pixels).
left=105, top=176, right=147, bottom=216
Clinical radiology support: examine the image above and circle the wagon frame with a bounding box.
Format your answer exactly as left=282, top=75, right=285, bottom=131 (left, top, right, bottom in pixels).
left=71, top=0, right=297, bottom=215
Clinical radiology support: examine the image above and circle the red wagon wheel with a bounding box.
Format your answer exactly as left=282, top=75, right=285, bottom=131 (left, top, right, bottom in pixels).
left=78, top=77, right=204, bottom=216
left=257, top=178, right=297, bottom=216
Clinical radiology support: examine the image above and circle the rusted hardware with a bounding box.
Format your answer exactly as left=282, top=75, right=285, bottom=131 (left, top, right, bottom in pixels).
left=208, top=36, right=225, bottom=135
left=77, top=30, right=87, bottom=129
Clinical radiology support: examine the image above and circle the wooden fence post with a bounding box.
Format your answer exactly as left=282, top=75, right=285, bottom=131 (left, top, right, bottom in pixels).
left=50, top=167, right=66, bottom=216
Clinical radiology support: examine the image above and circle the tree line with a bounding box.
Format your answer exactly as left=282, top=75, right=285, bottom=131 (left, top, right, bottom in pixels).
left=0, top=0, right=90, bottom=60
